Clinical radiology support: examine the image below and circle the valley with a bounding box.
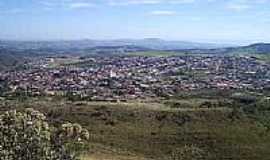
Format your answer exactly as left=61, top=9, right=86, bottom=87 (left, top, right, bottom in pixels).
left=0, top=40, right=270, bottom=159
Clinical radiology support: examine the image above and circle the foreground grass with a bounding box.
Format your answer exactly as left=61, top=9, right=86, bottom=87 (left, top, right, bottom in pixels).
left=1, top=96, right=270, bottom=160
left=81, top=153, right=149, bottom=160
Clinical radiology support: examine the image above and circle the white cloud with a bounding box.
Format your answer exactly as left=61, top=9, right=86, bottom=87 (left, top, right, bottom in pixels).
left=226, top=0, right=270, bottom=11
left=108, top=0, right=161, bottom=6
left=227, top=3, right=250, bottom=11
left=69, top=2, right=95, bottom=9
left=254, top=0, right=269, bottom=3
left=39, top=0, right=96, bottom=9
left=150, top=10, right=177, bottom=16
left=168, top=0, right=195, bottom=4
left=39, top=1, right=56, bottom=7
left=108, top=0, right=195, bottom=6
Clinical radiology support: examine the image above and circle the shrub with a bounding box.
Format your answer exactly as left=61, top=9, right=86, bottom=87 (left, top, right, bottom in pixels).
left=170, top=145, right=205, bottom=160
left=0, top=108, right=89, bottom=160
left=231, top=93, right=257, bottom=105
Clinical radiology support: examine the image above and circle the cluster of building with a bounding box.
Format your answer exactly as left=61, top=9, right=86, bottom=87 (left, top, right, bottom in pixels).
left=1, top=56, right=270, bottom=100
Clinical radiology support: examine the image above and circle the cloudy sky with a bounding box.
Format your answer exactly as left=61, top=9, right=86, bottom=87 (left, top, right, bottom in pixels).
left=0, top=0, right=270, bottom=44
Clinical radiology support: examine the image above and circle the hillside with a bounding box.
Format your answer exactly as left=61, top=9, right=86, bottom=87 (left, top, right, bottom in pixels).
left=1, top=90, right=270, bottom=160
left=164, top=43, right=270, bottom=56
left=233, top=43, right=270, bottom=54
left=0, top=51, right=24, bottom=71
left=0, top=44, right=33, bottom=71
left=0, top=39, right=231, bottom=51
left=0, top=42, right=270, bottom=69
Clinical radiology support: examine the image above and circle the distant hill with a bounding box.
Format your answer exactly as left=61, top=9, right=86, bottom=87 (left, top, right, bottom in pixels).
left=0, top=39, right=232, bottom=51
left=209, top=43, right=270, bottom=55
left=173, top=43, right=270, bottom=55
left=84, top=45, right=150, bottom=55
left=233, top=43, right=270, bottom=54
left=0, top=49, right=25, bottom=71
left=0, top=40, right=270, bottom=64
left=105, top=38, right=231, bottom=50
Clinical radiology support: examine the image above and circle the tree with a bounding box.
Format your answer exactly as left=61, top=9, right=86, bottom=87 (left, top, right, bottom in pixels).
left=0, top=108, right=89, bottom=160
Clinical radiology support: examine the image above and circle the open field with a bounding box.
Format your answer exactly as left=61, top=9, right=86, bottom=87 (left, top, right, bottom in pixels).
left=253, top=54, right=270, bottom=63
left=1, top=94, right=270, bottom=160
left=126, top=51, right=186, bottom=57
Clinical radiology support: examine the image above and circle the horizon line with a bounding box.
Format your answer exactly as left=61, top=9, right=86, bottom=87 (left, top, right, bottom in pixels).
left=0, top=38, right=267, bottom=46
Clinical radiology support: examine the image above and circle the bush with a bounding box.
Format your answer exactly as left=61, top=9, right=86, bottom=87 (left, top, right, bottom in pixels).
left=0, top=108, right=89, bottom=160
left=231, top=93, right=257, bottom=105
left=170, top=145, right=205, bottom=160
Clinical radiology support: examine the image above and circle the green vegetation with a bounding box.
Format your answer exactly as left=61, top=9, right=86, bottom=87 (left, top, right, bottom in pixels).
left=0, top=108, right=89, bottom=160
left=1, top=91, right=270, bottom=160
left=2, top=40, right=270, bottom=159
left=0, top=53, right=25, bottom=71
left=170, top=145, right=206, bottom=160
left=127, top=51, right=218, bottom=57
left=252, top=54, right=270, bottom=63
left=127, top=51, right=186, bottom=57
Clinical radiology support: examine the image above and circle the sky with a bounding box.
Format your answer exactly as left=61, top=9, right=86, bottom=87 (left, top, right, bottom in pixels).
left=0, top=0, right=270, bottom=44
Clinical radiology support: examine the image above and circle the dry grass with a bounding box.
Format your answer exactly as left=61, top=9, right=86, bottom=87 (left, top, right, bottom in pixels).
left=81, top=154, right=149, bottom=160
left=2, top=97, right=270, bottom=160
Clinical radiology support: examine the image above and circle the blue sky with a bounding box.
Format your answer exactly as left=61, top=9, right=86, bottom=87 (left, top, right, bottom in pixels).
left=0, top=0, right=270, bottom=44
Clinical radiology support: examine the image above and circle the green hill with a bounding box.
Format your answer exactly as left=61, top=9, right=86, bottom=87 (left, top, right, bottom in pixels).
left=0, top=50, right=24, bottom=71
left=165, top=43, right=270, bottom=56
left=231, top=43, right=270, bottom=55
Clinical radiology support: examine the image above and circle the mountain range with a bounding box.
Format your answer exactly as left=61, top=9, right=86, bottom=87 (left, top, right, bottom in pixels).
left=178, top=43, right=270, bottom=55
left=0, top=39, right=270, bottom=71
left=0, top=39, right=232, bottom=51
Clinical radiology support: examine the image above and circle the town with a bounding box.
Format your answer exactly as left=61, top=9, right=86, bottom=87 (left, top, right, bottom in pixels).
left=1, top=55, right=269, bottom=101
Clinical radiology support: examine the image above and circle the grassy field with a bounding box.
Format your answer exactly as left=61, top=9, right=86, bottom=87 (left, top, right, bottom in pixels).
left=232, top=53, right=270, bottom=63
left=253, top=54, right=270, bottom=63
left=47, top=57, right=86, bottom=68
left=127, top=51, right=187, bottom=57
left=1, top=95, right=270, bottom=160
